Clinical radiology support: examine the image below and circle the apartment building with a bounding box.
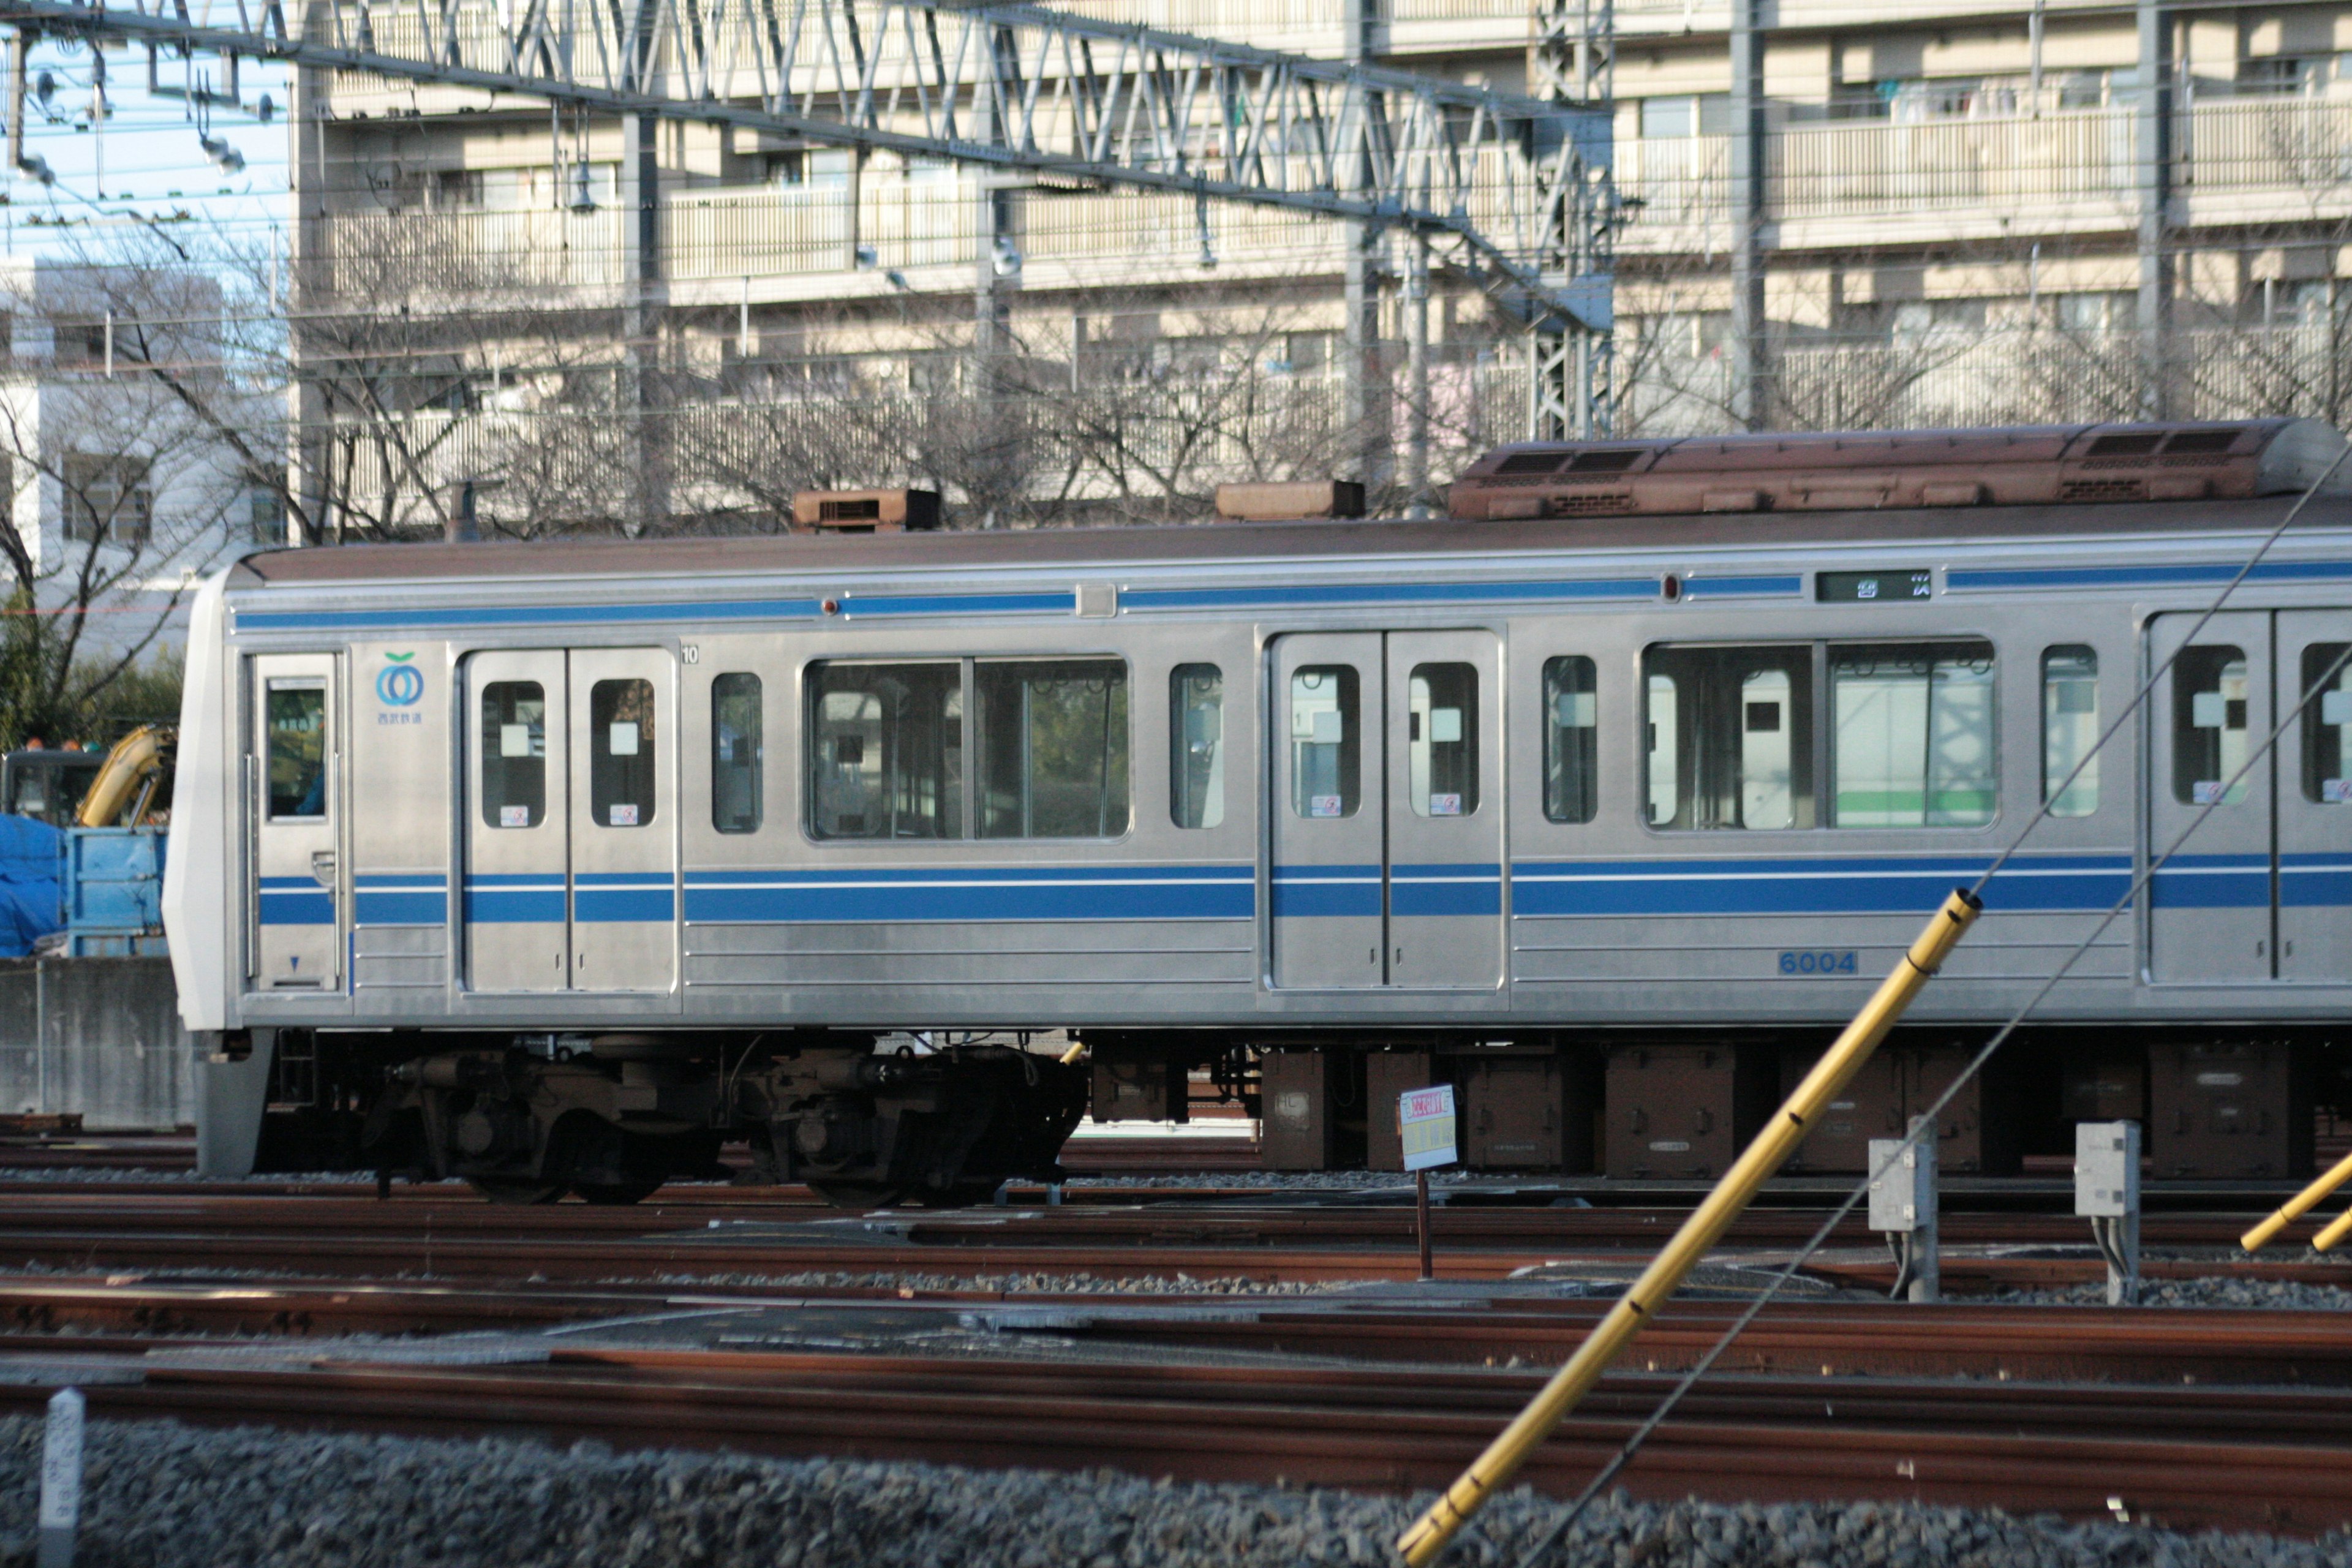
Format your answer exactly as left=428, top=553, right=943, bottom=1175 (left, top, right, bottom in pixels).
left=283, top=1, right=2352, bottom=532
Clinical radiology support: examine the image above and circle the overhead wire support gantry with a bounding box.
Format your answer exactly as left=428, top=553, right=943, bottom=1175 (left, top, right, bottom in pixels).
left=0, top=0, right=1614, bottom=440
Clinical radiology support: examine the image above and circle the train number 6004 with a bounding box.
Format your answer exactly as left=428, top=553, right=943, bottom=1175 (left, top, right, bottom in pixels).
left=1778, top=950, right=1858, bottom=976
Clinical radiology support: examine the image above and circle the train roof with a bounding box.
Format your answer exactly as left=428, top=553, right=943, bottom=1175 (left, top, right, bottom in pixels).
left=229, top=491, right=2352, bottom=589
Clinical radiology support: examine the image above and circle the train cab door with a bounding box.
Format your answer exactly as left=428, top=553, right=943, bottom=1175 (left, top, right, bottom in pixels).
left=1384, top=631, right=1505, bottom=989
left=247, top=654, right=344, bottom=990
left=2147, top=611, right=2274, bottom=984
left=565, top=649, right=677, bottom=993
left=2277, top=610, right=2352, bottom=983
left=464, top=650, right=570, bottom=992
left=1269, top=631, right=1506, bottom=991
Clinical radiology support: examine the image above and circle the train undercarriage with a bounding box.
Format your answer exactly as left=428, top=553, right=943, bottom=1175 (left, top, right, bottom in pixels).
left=230, top=1023, right=2350, bottom=1202
left=239, top=1028, right=1087, bottom=1205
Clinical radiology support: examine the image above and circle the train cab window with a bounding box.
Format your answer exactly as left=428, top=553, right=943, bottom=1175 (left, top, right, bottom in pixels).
left=807, top=661, right=963, bottom=840
left=1544, top=656, right=1598, bottom=824
left=1289, top=666, right=1360, bottom=818
left=711, top=673, right=763, bottom=834
left=265, top=680, right=328, bottom=820
left=2173, top=646, right=2251, bottom=805
left=2042, top=646, right=2100, bottom=818
left=1829, top=642, right=1997, bottom=828
left=479, top=681, right=546, bottom=829
left=1408, top=663, right=1479, bottom=816
left=2302, top=643, right=2351, bottom=804
left=589, top=679, right=657, bottom=827
left=1170, top=664, right=1224, bottom=829
left=1642, top=646, right=1814, bottom=830
left=976, top=659, right=1130, bottom=839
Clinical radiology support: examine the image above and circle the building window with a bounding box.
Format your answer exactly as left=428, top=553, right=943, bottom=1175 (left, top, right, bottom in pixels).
left=1289, top=666, right=1360, bottom=818
left=248, top=489, right=284, bottom=546
left=2302, top=644, right=2351, bottom=804
left=2043, top=646, right=2100, bottom=818
left=1170, top=663, right=1224, bottom=829
left=1543, top=655, right=1598, bottom=824
left=1642, top=646, right=1815, bottom=831
left=2173, top=646, right=2251, bottom=805
left=265, top=680, right=328, bottom=820
left=1829, top=643, right=1997, bottom=827
left=807, top=661, right=963, bottom=840
left=61, top=453, right=152, bottom=546
left=711, top=673, right=763, bottom=834
left=480, top=681, right=546, bottom=829
left=976, top=660, right=1129, bottom=839
left=1407, top=663, right=1479, bottom=817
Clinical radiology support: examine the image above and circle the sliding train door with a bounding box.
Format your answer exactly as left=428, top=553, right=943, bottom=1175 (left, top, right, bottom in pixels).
left=1269, top=631, right=1504, bottom=990
left=2278, top=609, right=2352, bottom=983
left=462, top=647, right=678, bottom=994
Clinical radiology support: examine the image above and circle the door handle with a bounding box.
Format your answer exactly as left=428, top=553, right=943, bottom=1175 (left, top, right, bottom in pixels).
left=310, top=850, right=338, bottom=889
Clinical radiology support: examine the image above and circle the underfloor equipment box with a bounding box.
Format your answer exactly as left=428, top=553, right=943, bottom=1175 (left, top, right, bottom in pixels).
left=1365, top=1050, right=1437, bottom=1172
left=2149, top=1041, right=2311, bottom=1178
left=2062, top=1046, right=2148, bottom=1125
left=1260, top=1050, right=1366, bottom=1171
left=1459, top=1050, right=1598, bottom=1172
left=1604, top=1045, right=1774, bottom=1179
left=1777, top=1043, right=2019, bottom=1175
left=1090, top=1055, right=1187, bottom=1123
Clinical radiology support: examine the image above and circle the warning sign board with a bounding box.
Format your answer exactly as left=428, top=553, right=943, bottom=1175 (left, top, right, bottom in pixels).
left=1398, top=1085, right=1458, bottom=1174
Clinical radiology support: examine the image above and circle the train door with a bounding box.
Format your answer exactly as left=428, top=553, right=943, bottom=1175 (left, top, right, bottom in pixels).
left=1269, top=631, right=1504, bottom=990
left=247, top=653, right=343, bottom=990
left=2277, top=609, right=2352, bottom=983
left=2147, top=612, right=2274, bottom=983
left=566, top=649, right=677, bottom=992
left=465, top=650, right=570, bottom=992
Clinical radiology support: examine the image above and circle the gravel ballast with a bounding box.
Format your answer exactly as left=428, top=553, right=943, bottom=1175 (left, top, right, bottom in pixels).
left=1, top=1414, right=2346, bottom=1568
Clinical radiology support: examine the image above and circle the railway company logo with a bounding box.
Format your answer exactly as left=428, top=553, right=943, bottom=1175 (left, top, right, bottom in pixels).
left=375, top=652, right=424, bottom=723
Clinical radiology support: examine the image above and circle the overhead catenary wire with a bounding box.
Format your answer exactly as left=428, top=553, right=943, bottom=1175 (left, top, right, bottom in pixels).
left=1509, top=448, right=2352, bottom=1568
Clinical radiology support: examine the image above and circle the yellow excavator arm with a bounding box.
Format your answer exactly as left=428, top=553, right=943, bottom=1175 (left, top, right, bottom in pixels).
left=76, top=724, right=175, bottom=828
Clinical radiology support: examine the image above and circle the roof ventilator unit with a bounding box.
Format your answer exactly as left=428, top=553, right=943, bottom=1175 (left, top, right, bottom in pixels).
left=1213, top=480, right=1366, bottom=522
left=790, top=488, right=943, bottom=534
left=1447, top=418, right=2351, bottom=521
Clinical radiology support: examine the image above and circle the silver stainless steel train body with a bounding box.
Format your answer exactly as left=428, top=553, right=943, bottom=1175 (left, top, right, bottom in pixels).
left=161, top=486, right=2352, bottom=1197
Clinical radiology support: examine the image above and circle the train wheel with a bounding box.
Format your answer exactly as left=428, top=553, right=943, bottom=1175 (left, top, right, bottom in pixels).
left=466, top=1177, right=568, bottom=1205
left=572, top=1177, right=666, bottom=1206
left=805, top=1180, right=907, bottom=1210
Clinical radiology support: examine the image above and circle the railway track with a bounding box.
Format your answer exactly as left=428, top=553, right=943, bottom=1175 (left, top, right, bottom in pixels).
left=3, top=1185, right=2350, bottom=1542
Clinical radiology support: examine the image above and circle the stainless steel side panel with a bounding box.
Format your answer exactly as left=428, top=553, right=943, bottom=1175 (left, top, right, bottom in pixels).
left=1270, top=632, right=1384, bottom=989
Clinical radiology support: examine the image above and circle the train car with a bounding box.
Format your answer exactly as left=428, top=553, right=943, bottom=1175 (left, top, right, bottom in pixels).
left=162, top=418, right=2352, bottom=1201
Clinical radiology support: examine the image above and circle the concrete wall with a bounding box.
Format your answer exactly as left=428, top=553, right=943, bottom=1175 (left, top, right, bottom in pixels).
left=0, top=957, right=192, bottom=1128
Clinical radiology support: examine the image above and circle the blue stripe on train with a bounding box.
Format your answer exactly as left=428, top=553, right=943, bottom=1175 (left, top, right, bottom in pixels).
left=1390, top=863, right=1504, bottom=918
left=575, top=872, right=676, bottom=923
left=355, top=873, right=447, bottom=926
left=1512, top=854, right=2134, bottom=917
left=1271, top=865, right=1381, bottom=919
left=2283, top=854, right=2352, bottom=909
left=462, top=873, right=567, bottom=925
left=684, top=864, right=1254, bottom=924
left=2148, top=854, right=2271, bottom=910
left=257, top=874, right=334, bottom=927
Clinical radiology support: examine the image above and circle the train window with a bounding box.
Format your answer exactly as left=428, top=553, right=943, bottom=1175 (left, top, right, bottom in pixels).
left=711, top=673, right=763, bottom=834
left=2173, top=646, right=2250, bottom=805
left=1408, top=663, right=1479, bottom=817
left=589, top=679, right=657, bottom=827
left=1829, top=642, right=1997, bottom=828
left=2042, top=647, right=2100, bottom=818
left=478, top=681, right=545, bottom=829
left=1641, top=646, right=1814, bottom=830
left=265, top=680, right=328, bottom=820
left=1544, top=656, right=1598, bottom=824
left=1170, top=664, right=1224, bottom=830
left=976, top=660, right=1130, bottom=839
left=1290, top=666, right=1360, bottom=818
left=2302, top=643, right=2351, bottom=804
left=807, top=661, right=963, bottom=840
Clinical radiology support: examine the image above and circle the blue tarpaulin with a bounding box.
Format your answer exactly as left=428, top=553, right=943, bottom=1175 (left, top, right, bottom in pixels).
left=0, top=812, right=64, bottom=956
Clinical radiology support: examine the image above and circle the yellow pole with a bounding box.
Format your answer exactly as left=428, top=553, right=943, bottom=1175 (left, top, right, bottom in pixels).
left=2241, top=1147, right=2352, bottom=1252
left=1394, top=888, right=1980, bottom=1568
left=2311, top=1200, right=2352, bottom=1254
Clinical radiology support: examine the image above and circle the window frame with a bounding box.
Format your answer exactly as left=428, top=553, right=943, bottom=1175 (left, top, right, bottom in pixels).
left=1638, top=635, right=2003, bottom=835
left=710, top=671, right=764, bottom=835
left=1541, top=655, right=1599, bottom=826
left=800, top=652, right=1135, bottom=846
